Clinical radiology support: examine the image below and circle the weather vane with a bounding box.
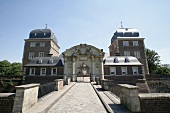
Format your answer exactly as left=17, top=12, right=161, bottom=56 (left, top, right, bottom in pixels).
left=121, top=21, right=123, bottom=28
left=45, top=24, right=47, bottom=29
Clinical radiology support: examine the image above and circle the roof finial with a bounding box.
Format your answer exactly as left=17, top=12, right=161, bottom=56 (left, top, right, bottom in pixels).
left=45, top=24, right=47, bottom=29
left=121, top=21, right=123, bottom=28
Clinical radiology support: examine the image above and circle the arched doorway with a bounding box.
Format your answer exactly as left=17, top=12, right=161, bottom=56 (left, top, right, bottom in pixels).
left=77, top=62, right=90, bottom=82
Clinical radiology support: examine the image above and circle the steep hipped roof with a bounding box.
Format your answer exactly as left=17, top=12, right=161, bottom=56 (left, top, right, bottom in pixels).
left=29, top=29, right=58, bottom=44
left=25, top=57, right=63, bottom=66
left=104, top=56, right=143, bottom=66
left=111, top=28, right=142, bottom=44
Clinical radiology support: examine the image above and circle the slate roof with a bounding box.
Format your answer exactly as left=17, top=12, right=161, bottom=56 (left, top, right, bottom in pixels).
left=29, top=29, right=58, bottom=44
left=111, top=28, right=142, bottom=44
left=104, top=56, right=143, bottom=66
left=25, top=57, right=63, bottom=67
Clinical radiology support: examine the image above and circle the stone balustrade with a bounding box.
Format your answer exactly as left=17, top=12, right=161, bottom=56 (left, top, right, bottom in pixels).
left=13, top=83, right=40, bottom=113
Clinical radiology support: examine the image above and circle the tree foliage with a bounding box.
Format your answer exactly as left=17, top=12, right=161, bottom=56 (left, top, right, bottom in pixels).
left=0, top=60, right=22, bottom=75
left=146, top=48, right=170, bottom=74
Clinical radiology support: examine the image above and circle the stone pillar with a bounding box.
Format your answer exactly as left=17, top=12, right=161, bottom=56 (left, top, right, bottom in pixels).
left=64, top=57, right=67, bottom=84
left=54, top=79, right=63, bottom=91
left=100, top=58, right=104, bottom=80
left=72, top=57, right=76, bottom=82
left=92, top=56, right=95, bottom=82
left=119, top=84, right=140, bottom=112
left=13, top=84, right=40, bottom=113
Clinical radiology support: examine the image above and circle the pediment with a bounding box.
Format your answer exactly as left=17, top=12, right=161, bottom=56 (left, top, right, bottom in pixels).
left=62, top=44, right=104, bottom=57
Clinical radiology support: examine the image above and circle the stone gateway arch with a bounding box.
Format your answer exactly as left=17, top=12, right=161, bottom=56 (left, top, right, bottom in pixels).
left=62, top=44, right=105, bottom=82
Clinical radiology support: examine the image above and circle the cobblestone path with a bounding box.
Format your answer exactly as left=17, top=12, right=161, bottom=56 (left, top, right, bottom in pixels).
left=48, top=83, right=107, bottom=113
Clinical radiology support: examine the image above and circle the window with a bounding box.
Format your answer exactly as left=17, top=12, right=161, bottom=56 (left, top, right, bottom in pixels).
left=132, top=67, right=138, bottom=75
left=41, top=68, right=46, bottom=75
left=121, top=67, right=127, bottom=75
left=40, top=42, right=45, bottom=47
left=48, top=58, right=53, bottom=64
left=30, top=42, right=36, bottom=47
left=124, top=51, right=130, bottom=56
left=113, top=57, right=119, bottom=63
left=133, top=41, right=139, bottom=46
left=39, top=52, right=44, bottom=57
left=51, top=68, right=57, bottom=75
left=142, top=66, right=144, bottom=74
left=37, top=58, right=43, bottom=64
left=29, top=68, right=35, bottom=75
left=134, top=51, right=140, bottom=58
left=123, top=41, right=129, bottom=46
left=110, top=67, right=116, bottom=75
left=29, top=52, right=34, bottom=59
left=125, top=57, right=130, bottom=63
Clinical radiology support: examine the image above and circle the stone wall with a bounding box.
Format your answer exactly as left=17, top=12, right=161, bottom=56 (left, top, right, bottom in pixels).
left=139, top=93, right=170, bottom=113
left=23, top=75, right=63, bottom=84
left=0, top=93, right=15, bottom=113
left=103, top=75, right=150, bottom=93
left=0, top=76, right=23, bottom=93
left=146, top=74, right=170, bottom=93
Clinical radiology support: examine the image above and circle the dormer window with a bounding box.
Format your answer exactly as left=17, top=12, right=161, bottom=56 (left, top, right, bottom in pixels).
left=37, top=58, right=43, bottom=64
left=114, top=57, right=119, bottom=63
left=35, top=33, right=37, bottom=36
left=125, top=57, right=130, bottom=63
left=44, top=33, right=46, bottom=35
left=49, top=58, right=53, bottom=64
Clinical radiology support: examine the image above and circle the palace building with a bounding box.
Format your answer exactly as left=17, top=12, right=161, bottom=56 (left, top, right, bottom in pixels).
left=22, top=27, right=149, bottom=82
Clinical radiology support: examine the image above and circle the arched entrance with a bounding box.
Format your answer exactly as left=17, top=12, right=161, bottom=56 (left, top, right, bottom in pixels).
left=62, top=44, right=105, bottom=82
left=77, top=62, right=90, bottom=82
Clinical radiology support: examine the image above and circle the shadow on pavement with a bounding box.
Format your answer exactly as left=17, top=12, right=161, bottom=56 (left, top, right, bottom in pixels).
left=108, top=104, right=132, bottom=113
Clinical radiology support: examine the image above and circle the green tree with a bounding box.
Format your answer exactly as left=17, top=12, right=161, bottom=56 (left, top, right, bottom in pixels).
left=146, top=48, right=161, bottom=74
left=155, top=66, right=170, bottom=74
left=10, top=62, right=22, bottom=75
left=0, top=60, right=22, bottom=75
left=0, top=60, right=11, bottom=75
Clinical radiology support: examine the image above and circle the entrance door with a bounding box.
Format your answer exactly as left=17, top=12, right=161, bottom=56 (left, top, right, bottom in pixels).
left=77, top=62, right=90, bottom=82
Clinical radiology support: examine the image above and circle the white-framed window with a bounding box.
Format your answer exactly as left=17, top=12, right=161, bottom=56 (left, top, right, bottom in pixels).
left=123, top=41, right=129, bottom=46
left=134, top=51, right=140, bottom=58
left=51, top=68, right=57, bottom=75
left=39, top=52, right=44, bottom=57
left=40, top=68, right=46, bottom=75
left=30, top=42, right=36, bottom=47
left=110, top=67, right=116, bottom=75
left=121, top=67, right=127, bottom=75
left=29, top=68, right=35, bottom=75
left=24, top=67, right=26, bottom=75
left=28, top=52, right=35, bottom=59
left=132, top=67, right=138, bottom=75
left=124, top=51, right=130, bottom=56
left=133, top=41, right=139, bottom=46
left=40, top=42, right=45, bottom=47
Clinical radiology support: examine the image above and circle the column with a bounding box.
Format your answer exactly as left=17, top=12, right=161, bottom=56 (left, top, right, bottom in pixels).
left=92, top=56, right=95, bottom=82
left=100, top=57, right=104, bottom=80
left=72, top=57, right=76, bottom=82
left=64, top=57, right=67, bottom=84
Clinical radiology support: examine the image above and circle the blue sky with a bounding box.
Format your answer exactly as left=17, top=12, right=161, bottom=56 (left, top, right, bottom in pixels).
left=0, top=0, right=170, bottom=64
